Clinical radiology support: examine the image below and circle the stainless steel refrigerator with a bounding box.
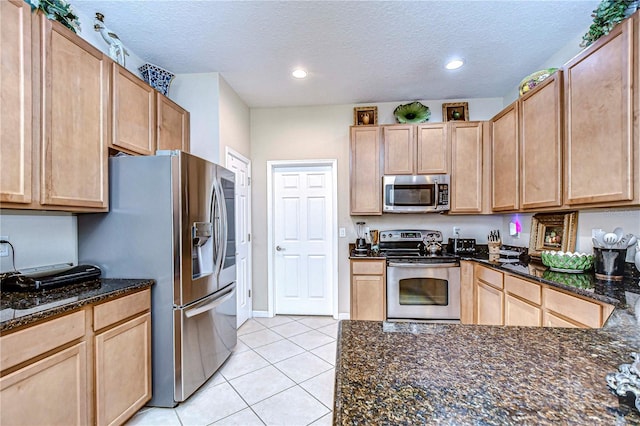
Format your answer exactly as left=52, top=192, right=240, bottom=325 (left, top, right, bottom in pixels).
left=78, top=151, right=237, bottom=407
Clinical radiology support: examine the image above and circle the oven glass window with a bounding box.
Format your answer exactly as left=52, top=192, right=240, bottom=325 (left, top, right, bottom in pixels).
left=387, top=184, right=435, bottom=206
left=398, top=278, right=449, bottom=306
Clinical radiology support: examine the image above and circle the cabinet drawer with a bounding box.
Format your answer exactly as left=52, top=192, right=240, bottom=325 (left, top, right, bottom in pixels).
left=505, top=275, right=541, bottom=305
left=1, top=310, right=85, bottom=371
left=543, top=311, right=581, bottom=328
left=93, top=289, right=151, bottom=331
left=543, top=288, right=601, bottom=328
left=475, top=265, right=503, bottom=289
left=351, top=260, right=385, bottom=275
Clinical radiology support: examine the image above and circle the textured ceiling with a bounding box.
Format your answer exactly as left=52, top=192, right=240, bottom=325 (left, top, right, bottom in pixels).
left=73, top=0, right=600, bottom=107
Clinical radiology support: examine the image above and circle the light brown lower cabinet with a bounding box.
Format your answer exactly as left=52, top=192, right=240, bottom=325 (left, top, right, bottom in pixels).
left=505, top=294, right=542, bottom=326
left=350, top=259, right=386, bottom=321
left=471, top=264, right=614, bottom=328
left=476, top=281, right=504, bottom=325
left=0, top=288, right=151, bottom=425
left=95, top=313, right=151, bottom=426
left=1, top=342, right=88, bottom=425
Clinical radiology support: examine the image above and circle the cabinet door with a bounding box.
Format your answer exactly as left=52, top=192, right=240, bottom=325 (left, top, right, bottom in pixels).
left=459, top=260, right=475, bottom=324
left=505, top=294, right=541, bottom=326
left=0, top=0, right=32, bottom=204
left=112, top=64, right=155, bottom=155
left=351, top=275, right=385, bottom=321
left=564, top=18, right=634, bottom=205
left=416, top=124, right=448, bottom=174
left=450, top=122, right=483, bottom=213
left=40, top=16, right=108, bottom=209
left=491, top=102, right=519, bottom=211
left=157, top=93, right=190, bottom=152
left=350, top=126, right=382, bottom=215
left=95, top=313, right=151, bottom=426
left=383, top=125, right=415, bottom=174
left=0, top=343, right=88, bottom=425
left=476, top=281, right=503, bottom=325
left=520, top=71, right=563, bottom=209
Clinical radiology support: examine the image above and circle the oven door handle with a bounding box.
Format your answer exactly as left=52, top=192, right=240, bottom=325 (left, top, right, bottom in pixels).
left=387, top=262, right=459, bottom=268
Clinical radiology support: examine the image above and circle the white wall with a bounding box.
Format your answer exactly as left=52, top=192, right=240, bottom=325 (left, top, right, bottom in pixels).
left=250, top=97, right=504, bottom=315
left=170, top=73, right=221, bottom=163
left=219, top=76, right=251, bottom=160
left=73, top=4, right=146, bottom=76
left=501, top=209, right=640, bottom=261
left=502, top=29, right=586, bottom=105
left=0, top=211, right=77, bottom=273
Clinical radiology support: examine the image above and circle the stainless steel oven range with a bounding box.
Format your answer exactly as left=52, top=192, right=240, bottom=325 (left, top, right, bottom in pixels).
left=381, top=230, right=461, bottom=321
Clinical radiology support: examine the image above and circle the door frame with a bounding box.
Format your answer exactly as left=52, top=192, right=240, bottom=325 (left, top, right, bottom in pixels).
left=225, top=147, right=252, bottom=326
left=267, top=159, right=339, bottom=318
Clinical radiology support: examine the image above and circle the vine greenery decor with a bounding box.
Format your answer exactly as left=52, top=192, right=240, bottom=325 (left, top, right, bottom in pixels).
left=25, top=0, right=81, bottom=34
left=581, top=0, right=637, bottom=47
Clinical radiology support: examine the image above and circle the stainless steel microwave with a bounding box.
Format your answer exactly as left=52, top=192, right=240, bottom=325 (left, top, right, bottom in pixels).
left=382, top=175, right=450, bottom=213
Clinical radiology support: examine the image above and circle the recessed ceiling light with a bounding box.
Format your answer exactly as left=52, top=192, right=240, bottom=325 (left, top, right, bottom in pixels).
left=292, top=69, right=307, bottom=78
left=445, top=59, right=464, bottom=70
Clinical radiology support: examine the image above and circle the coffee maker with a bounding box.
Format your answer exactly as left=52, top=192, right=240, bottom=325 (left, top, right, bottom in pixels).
left=354, top=222, right=369, bottom=256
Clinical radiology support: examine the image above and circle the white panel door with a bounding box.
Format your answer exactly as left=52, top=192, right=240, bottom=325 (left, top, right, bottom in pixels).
left=274, top=166, right=334, bottom=315
left=226, top=150, right=252, bottom=328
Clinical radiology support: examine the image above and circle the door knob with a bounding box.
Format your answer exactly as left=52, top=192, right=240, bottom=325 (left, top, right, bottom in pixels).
left=276, top=245, right=284, bottom=251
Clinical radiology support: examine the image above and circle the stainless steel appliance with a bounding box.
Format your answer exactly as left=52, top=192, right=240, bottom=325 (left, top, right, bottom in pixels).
left=382, top=175, right=450, bottom=213
left=447, top=238, right=476, bottom=255
left=381, top=230, right=460, bottom=320
left=78, top=151, right=236, bottom=407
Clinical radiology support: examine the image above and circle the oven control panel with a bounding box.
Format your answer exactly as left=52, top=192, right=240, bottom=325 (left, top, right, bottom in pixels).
left=380, top=230, right=442, bottom=243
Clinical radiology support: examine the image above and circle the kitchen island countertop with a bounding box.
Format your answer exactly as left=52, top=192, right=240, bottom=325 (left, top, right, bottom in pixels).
left=0, top=278, right=154, bottom=332
left=334, top=311, right=640, bottom=425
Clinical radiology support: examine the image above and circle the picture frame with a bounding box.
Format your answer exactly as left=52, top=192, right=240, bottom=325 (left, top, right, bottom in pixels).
left=354, top=106, right=378, bottom=126
left=442, top=102, right=469, bottom=122
left=528, top=212, right=578, bottom=258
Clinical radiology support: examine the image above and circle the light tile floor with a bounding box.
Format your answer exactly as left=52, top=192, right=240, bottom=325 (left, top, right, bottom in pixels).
left=127, top=315, right=339, bottom=426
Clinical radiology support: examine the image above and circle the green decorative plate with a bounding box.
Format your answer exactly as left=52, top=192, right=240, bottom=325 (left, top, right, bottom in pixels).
left=519, top=68, right=558, bottom=96
left=394, top=102, right=430, bottom=123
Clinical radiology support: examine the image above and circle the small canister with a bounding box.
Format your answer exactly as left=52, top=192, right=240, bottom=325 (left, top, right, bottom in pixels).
left=594, top=248, right=626, bottom=280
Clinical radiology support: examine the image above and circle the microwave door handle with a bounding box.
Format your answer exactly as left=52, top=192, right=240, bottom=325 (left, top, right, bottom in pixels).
left=184, top=285, right=235, bottom=318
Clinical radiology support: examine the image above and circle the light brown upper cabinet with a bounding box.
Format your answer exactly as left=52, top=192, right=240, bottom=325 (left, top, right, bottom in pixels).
left=383, top=125, right=415, bottom=174
left=40, top=15, right=109, bottom=210
left=350, top=126, right=382, bottom=215
left=490, top=102, right=519, bottom=212
left=157, top=93, right=190, bottom=152
left=383, top=124, right=449, bottom=175
left=111, top=64, right=156, bottom=155
left=520, top=71, right=563, bottom=210
left=2, top=12, right=108, bottom=212
left=450, top=121, right=485, bottom=213
left=564, top=17, right=637, bottom=207
left=0, top=0, right=32, bottom=205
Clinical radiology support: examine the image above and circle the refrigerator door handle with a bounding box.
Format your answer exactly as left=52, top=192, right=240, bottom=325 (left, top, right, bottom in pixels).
left=212, top=179, right=224, bottom=276
left=183, top=285, right=235, bottom=318
left=219, top=178, right=229, bottom=271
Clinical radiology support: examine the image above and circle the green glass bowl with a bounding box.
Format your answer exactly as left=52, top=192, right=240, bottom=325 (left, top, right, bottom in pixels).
left=540, top=251, right=594, bottom=272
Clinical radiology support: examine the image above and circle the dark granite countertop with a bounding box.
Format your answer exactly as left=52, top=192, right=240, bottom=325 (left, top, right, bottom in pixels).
left=0, top=278, right=153, bottom=332
left=334, top=314, right=640, bottom=425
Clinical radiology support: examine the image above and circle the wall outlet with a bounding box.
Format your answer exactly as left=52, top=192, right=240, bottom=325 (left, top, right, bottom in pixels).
left=339, top=227, right=346, bottom=238
left=0, top=236, right=8, bottom=257
left=452, top=227, right=461, bottom=237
